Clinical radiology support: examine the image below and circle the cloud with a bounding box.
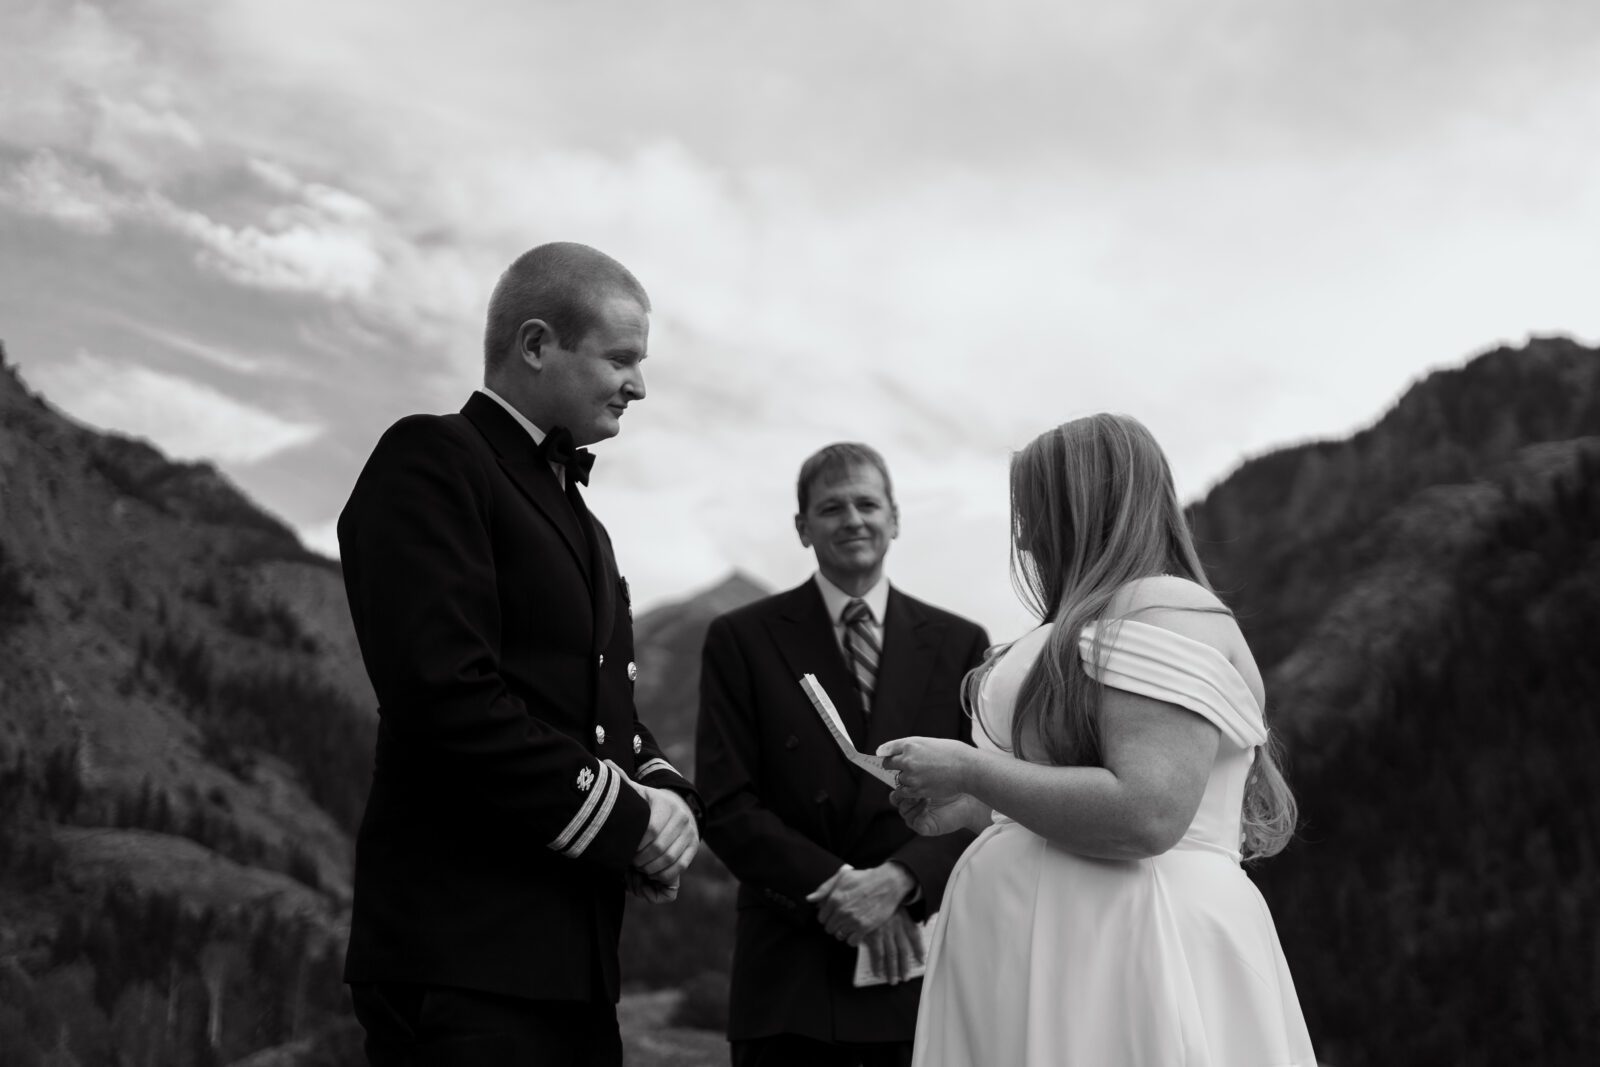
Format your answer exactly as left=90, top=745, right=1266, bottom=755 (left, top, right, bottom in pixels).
left=108, top=315, right=265, bottom=375
left=0, top=146, right=481, bottom=364
left=29, top=349, right=323, bottom=465
left=0, top=149, right=119, bottom=233
left=0, top=150, right=377, bottom=294
left=0, top=1, right=213, bottom=185
left=5, top=0, right=1599, bottom=635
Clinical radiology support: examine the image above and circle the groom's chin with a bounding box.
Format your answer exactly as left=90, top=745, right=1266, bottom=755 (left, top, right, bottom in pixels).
left=576, top=419, right=620, bottom=446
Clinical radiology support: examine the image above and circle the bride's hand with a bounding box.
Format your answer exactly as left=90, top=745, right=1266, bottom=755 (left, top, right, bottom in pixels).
left=877, top=736, right=976, bottom=800
left=892, top=791, right=988, bottom=836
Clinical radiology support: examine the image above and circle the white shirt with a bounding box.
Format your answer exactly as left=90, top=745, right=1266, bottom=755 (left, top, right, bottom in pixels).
left=813, top=571, right=889, bottom=657
left=477, top=386, right=565, bottom=487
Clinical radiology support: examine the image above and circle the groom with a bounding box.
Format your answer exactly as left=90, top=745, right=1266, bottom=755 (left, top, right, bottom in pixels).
left=696, top=443, right=989, bottom=1067
left=338, top=242, right=701, bottom=1066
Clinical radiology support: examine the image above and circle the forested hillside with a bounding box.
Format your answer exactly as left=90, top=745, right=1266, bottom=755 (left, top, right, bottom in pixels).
left=1187, top=339, right=1600, bottom=1066
left=0, top=342, right=371, bottom=1065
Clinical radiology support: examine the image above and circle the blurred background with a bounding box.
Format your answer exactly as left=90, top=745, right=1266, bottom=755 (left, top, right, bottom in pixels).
left=2, top=2, right=1597, bottom=1064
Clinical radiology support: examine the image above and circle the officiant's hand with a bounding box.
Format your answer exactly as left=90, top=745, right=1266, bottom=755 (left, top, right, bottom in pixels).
left=805, top=863, right=915, bottom=943
left=863, top=909, right=926, bottom=986
left=878, top=736, right=976, bottom=800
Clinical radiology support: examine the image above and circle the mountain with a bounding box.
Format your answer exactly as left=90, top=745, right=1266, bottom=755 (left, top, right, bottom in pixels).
left=1188, top=335, right=1600, bottom=679
left=633, top=571, right=769, bottom=777
left=0, top=344, right=374, bottom=1066
left=1183, top=336, right=1600, bottom=1066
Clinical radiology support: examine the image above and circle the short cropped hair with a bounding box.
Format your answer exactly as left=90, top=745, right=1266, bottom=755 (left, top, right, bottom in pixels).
left=796, top=443, right=896, bottom=514
left=483, top=242, right=650, bottom=371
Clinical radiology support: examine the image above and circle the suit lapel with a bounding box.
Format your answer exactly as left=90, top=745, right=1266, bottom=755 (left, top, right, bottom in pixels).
left=862, top=589, right=941, bottom=754
left=769, top=581, right=872, bottom=752
left=571, top=485, right=617, bottom=653
left=461, top=393, right=591, bottom=583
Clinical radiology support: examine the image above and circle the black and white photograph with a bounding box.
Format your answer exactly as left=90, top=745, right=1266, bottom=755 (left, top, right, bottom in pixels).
left=2, top=2, right=1597, bottom=1065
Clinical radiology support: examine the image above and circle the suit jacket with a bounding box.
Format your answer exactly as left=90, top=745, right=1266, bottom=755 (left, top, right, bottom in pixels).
left=338, top=392, right=698, bottom=1003
left=696, top=580, right=989, bottom=1043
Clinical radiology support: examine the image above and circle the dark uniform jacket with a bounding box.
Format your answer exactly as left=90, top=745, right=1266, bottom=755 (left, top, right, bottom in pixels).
left=696, top=580, right=988, bottom=1043
left=338, top=391, right=697, bottom=1003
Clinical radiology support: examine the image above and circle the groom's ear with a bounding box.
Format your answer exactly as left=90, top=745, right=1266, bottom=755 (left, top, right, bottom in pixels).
left=515, top=318, right=553, bottom=368
left=794, top=512, right=813, bottom=548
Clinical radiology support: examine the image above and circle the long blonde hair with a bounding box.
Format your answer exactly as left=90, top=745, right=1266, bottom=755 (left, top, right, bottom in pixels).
left=969, top=414, right=1296, bottom=860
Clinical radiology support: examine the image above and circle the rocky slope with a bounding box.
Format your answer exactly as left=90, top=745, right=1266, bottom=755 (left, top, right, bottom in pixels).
left=1184, top=337, right=1600, bottom=1066
left=632, top=571, right=769, bottom=777
left=1188, top=334, right=1600, bottom=674
left=0, top=343, right=373, bottom=1066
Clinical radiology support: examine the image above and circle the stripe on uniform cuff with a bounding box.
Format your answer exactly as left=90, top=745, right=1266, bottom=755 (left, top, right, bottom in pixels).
left=636, top=758, right=676, bottom=779
left=549, top=759, right=612, bottom=855
left=566, top=765, right=622, bottom=859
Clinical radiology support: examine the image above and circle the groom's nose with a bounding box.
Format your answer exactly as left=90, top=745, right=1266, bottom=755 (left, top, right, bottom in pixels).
left=622, top=364, right=646, bottom=401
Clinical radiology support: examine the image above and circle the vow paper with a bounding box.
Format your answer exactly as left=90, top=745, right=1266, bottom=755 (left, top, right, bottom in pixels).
left=799, top=674, right=899, bottom=787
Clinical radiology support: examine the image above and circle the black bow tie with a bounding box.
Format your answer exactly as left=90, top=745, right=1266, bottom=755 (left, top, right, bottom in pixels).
left=537, top=426, right=595, bottom=486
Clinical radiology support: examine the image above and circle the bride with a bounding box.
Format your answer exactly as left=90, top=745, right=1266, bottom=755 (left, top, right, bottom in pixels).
left=879, top=414, right=1316, bottom=1066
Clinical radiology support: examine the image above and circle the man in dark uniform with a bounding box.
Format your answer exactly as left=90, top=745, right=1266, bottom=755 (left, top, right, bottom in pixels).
left=339, top=242, right=701, bottom=1066
left=696, top=443, right=989, bottom=1067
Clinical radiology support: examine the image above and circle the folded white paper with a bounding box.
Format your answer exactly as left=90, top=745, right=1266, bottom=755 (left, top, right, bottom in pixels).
left=799, top=674, right=898, bottom=786
left=852, top=915, right=936, bottom=987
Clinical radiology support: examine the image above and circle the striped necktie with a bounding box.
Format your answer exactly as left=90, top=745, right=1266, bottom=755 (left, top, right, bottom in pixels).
left=841, top=598, right=880, bottom=714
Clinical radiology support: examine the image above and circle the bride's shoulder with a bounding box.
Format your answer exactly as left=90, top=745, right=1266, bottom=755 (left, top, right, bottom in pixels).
left=1107, top=573, right=1223, bottom=611
left=1103, top=575, right=1236, bottom=648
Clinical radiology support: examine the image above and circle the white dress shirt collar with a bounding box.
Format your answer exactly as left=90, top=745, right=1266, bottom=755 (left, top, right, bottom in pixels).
left=813, top=571, right=890, bottom=629
left=477, top=386, right=547, bottom=447
left=478, top=386, right=570, bottom=486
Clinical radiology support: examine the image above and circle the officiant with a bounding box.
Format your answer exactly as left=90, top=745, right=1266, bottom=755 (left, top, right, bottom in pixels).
left=695, top=442, right=989, bottom=1067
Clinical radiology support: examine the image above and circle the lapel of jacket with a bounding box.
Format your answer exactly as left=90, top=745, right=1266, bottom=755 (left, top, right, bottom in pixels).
left=862, top=588, right=941, bottom=754
left=461, top=392, right=591, bottom=583
left=769, top=579, right=872, bottom=753
left=573, top=487, right=617, bottom=652
left=843, top=588, right=942, bottom=843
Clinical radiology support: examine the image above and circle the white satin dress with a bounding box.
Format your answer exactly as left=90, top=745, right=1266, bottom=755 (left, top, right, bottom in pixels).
left=911, top=619, right=1317, bottom=1066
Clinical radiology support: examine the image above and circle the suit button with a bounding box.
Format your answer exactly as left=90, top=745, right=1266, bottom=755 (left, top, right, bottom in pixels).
left=633, top=734, right=642, bottom=754
left=598, top=654, right=605, bottom=668
left=784, top=735, right=799, bottom=750
left=595, top=725, right=606, bottom=745
left=813, top=789, right=828, bottom=804
left=627, top=661, right=638, bottom=682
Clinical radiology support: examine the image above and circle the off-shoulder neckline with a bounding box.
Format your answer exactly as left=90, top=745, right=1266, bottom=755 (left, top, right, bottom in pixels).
left=1081, top=617, right=1264, bottom=715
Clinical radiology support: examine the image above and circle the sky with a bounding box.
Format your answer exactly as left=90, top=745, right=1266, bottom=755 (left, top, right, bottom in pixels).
left=2, top=0, right=1598, bottom=639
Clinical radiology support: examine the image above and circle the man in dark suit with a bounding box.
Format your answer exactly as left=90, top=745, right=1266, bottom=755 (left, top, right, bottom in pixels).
left=338, top=242, right=701, bottom=1066
left=696, top=443, right=989, bottom=1067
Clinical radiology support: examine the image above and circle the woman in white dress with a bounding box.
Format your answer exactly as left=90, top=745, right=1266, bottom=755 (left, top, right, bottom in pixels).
left=878, top=414, right=1316, bottom=1066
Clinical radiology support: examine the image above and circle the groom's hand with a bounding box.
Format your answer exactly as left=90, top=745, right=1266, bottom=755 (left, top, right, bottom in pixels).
left=808, top=862, right=915, bottom=944
left=625, top=866, right=681, bottom=904
left=632, top=785, right=699, bottom=883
